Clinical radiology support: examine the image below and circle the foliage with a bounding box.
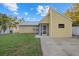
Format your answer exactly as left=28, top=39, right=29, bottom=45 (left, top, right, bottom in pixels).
left=0, top=13, right=24, bottom=33
left=65, top=3, right=79, bottom=26
left=0, top=13, right=9, bottom=32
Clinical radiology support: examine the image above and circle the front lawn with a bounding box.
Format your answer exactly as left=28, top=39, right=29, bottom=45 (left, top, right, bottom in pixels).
left=0, top=33, right=42, bottom=56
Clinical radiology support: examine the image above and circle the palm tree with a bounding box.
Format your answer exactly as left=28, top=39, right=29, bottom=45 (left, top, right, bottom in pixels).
left=0, top=13, right=9, bottom=33
left=0, top=13, right=17, bottom=34
left=8, top=16, right=24, bottom=33
left=0, top=13, right=25, bottom=34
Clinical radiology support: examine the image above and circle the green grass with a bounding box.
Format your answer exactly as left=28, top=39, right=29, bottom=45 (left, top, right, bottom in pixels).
left=0, top=33, right=42, bottom=56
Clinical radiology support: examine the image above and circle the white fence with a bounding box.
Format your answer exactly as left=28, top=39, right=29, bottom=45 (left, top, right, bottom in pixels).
left=0, top=28, right=16, bottom=34
left=72, top=26, right=79, bottom=35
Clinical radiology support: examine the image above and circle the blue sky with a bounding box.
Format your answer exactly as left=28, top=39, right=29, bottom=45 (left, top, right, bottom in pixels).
left=0, top=3, right=72, bottom=21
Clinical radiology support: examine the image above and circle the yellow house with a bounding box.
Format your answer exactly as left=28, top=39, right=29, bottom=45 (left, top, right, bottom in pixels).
left=17, top=8, right=72, bottom=38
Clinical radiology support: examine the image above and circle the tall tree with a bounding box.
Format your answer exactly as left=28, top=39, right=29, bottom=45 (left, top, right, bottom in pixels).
left=65, top=3, right=79, bottom=26
left=0, top=13, right=21, bottom=34
left=0, top=13, right=25, bottom=34
left=0, top=13, right=9, bottom=32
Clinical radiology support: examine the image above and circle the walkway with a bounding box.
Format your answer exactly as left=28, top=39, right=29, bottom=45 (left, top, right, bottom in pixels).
left=40, top=36, right=79, bottom=56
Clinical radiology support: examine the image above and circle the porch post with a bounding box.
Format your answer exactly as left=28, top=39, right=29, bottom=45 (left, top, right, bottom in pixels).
left=39, top=24, right=42, bottom=36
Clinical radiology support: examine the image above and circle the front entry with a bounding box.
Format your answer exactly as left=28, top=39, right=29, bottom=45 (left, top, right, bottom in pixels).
left=41, top=24, right=49, bottom=36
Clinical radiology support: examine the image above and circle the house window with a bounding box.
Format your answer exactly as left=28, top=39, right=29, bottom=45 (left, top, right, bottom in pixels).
left=58, top=24, right=64, bottom=28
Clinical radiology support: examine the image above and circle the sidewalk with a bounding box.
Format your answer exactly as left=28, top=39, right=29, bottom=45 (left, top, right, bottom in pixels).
left=40, top=37, right=67, bottom=56
left=40, top=36, right=79, bottom=56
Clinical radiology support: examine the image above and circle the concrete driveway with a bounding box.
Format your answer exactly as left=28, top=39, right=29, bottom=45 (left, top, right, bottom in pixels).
left=40, top=36, right=79, bottom=56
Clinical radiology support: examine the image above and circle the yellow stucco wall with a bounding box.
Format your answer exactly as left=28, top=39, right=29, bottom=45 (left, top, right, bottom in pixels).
left=18, top=25, right=35, bottom=33
left=49, top=9, right=72, bottom=38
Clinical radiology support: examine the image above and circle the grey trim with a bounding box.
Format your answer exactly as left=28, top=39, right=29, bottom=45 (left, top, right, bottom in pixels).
left=19, top=21, right=39, bottom=26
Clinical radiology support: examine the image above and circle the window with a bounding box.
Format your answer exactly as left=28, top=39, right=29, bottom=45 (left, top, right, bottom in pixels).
left=43, top=25, right=46, bottom=30
left=58, top=24, right=64, bottom=28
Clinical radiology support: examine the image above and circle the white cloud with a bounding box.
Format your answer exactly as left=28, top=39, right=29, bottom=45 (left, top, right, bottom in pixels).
left=32, top=17, right=36, bottom=20
left=26, top=17, right=37, bottom=21
left=27, top=17, right=30, bottom=20
left=24, top=12, right=28, bottom=16
left=14, top=12, right=19, bottom=15
left=3, top=3, right=18, bottom=11
left=37, top=5, right=49, bottom=16
left=17, top=16, right=22, bottom=19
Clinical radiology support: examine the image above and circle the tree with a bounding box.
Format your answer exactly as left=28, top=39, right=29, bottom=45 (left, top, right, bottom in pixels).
left=7, top=16, right=25, bottom=33
left=0, top=13, right=25, bottom=34
left=65, top=3, right=79, bottom=26
left=0, top=13, right=21, bottom=34
left=0, top=13, right=9, bottom=33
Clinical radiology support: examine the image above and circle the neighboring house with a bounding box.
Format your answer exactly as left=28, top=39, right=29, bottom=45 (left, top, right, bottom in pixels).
left=16, top=8, right=72, bottom=38
left=17, top=21, right=39, bottom=34
left=72, top=26, right=79, bottom=35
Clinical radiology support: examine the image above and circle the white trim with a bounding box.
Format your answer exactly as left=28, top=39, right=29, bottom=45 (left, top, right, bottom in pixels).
left=0, top=0, right=79, bottom=3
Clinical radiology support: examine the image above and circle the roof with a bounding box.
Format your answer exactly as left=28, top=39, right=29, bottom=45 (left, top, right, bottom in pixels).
left=19, top=21, right=39, bottom=25
left=39, top=12, right=50, bottom=24
left=50, top=8, right=72, bottom=22
left=39, top=7, right=72, bottom=23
